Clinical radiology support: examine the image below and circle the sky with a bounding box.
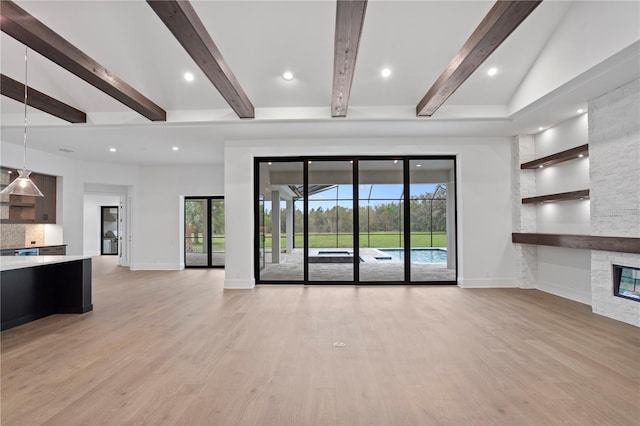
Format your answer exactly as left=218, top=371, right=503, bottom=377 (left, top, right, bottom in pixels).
left=264, top=183, right=444, bottom=212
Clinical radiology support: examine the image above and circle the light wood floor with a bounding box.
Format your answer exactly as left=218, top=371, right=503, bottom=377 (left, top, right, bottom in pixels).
left=2, top=256, right=639, bottom=425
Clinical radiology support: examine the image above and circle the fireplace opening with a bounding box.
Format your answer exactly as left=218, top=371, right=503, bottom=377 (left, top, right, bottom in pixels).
left=613, top=264, right=640, bottom=302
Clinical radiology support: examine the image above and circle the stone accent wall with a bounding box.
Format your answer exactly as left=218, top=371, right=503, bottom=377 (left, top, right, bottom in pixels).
left=512, top=135, right=538, bottom=289
left=1, top=224, right=25, bottom=248
left=589, top=78, right=640, bottom=326
left=0, top=224, right=45, bottom=248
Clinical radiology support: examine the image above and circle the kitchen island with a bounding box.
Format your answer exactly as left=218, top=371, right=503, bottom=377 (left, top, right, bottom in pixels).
left=1, top=256, right=92, bottom=331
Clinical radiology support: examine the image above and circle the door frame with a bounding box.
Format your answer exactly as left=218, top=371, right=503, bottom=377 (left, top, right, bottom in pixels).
left=253, top=155, right=457, bottom=285
left=184, top=196, right=225, bottom=269
left=100, top=205, right=119, bottom=256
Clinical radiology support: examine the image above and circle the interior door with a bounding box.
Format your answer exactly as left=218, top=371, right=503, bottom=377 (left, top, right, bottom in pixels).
left=100, top=206, right=118, bottom=255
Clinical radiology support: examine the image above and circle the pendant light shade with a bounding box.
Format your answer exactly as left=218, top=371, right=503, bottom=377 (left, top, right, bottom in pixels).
left=1, top=169, right=43, bottom=197
left=0, top=46, right=44, bottom=198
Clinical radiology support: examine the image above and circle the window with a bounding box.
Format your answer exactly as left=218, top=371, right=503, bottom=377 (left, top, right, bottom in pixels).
left=254, top=156, right=456, bottom=284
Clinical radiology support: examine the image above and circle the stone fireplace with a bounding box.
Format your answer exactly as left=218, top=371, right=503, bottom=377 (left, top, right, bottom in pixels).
left=589, top=79, right=640, bottom=326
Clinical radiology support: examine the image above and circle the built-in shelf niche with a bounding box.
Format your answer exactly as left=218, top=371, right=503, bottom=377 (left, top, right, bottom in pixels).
left=521, top=144, right=589, bottom=169
left=522, top=189, right=590, bottom=204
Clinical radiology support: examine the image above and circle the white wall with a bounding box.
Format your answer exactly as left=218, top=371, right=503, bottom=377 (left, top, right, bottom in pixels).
left=83, top=194, right=121, bottom=257
left=1, top=141, right=227, bottom=269
left=131, top=165, right=223, bottom=270
left=0, top=142, right=141, bottom=255
left=224, top=137, right=516, bottom=289
left=510, top=1, right=640, bottom=114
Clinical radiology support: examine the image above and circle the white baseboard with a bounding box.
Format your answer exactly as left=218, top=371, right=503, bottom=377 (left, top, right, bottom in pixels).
left=458, top=278, right=517, bottom=288
left=224, top=278, right=255, bottom=289
left=129, top=263, right=182, bottom=271
left=537, top=281, right=591, bottom=305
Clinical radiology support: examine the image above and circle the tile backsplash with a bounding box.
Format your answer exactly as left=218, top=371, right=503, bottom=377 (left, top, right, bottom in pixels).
left=1, top=224, right=45, bottom=248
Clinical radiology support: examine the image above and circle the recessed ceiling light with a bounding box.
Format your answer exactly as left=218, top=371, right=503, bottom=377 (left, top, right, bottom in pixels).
left=577, top=108, right=584, bottom=114
left=282, top=71, right=294, bottom=81
left=393, top=159, right=398, bottom=164
left=184, top=72, right=194, bottom=82
left=381, top=68, right=391, bottom=78
left=487, top=67, right=498, bottom=77
left=416, top=164, right=422, bottom=168
left=539, top=165, right=544, bottom=168
left=268, top=162, right=272, bottom=165
left=172, top=147, right=179, bottom=151
left=578, top=154, right=584, bottom=158
left=538, top=127, right=544, bottom=131
left=109, top=148, right=117, bottom=152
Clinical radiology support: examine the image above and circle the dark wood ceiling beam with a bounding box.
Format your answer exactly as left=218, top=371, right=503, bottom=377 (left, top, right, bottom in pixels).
left=147, top=0, right=254, bottom=119
left=1, top=0, right=166, bottom=121
left=332, top=0, right=367, bottom=117
left=416, top=0, right=542, bottom=117
left=1, top=73, right=86, bottom=123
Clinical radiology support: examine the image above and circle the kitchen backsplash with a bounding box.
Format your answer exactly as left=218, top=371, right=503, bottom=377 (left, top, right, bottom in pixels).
left=1, top=224, right=45, bottom=248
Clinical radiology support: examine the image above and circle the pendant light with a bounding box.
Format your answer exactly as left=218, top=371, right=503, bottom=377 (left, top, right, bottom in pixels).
left=1, top=47, right=44, bottom=197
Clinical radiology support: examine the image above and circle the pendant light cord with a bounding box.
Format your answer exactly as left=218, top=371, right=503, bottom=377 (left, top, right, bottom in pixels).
left=23, top=46, right=28, bottom=171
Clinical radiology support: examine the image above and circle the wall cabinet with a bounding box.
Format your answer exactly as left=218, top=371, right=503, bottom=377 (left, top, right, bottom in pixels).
left=0, top=167, right=56, bottom=224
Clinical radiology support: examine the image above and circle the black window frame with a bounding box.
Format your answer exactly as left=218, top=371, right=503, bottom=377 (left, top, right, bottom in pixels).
left=184, top=196, right=225, bottom=269
left=253, top=155, right=457, bottom=285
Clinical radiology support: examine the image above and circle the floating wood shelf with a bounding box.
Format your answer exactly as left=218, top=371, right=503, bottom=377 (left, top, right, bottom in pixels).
left=521, top=144, right=589, bottom=169
left=1, top=201, right=36, bottom=207
left=522, top=189, right=589, bottom=204
left=0, top=219, right=35, bottom=224
left=513, top=233, right=640, bottom=254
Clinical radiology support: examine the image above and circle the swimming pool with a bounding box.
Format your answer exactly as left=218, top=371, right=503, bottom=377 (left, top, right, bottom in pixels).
left=377, top=248, right=447, bottom=263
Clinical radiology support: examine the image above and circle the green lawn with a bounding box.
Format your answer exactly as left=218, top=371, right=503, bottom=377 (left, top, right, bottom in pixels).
left=186, top=232, right=447, bottom=253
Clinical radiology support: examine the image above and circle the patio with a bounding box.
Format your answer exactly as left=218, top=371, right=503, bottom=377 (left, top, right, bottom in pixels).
left=260, top=248, right=456, bottom=282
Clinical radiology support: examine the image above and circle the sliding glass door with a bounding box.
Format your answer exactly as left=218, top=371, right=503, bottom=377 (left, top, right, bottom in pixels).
left=184, top=197, right=225, bottom=268
left=308, top=160, right=354, bottom=282
left=255, top=161, right=305, bottom=281
left=255, top=156, right=456, bottom=284
left=358, top=160, right=405, bottom=282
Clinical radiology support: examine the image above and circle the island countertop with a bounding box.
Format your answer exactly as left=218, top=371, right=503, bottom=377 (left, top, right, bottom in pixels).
left=0, top=255, right=91, bottom=272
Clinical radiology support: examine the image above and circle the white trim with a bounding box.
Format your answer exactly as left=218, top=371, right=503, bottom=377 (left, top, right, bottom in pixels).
left=537, top=281, right=591, bottom=306
left=458, top=278, right=516, bottom=288
left=224, top=278, right=256, bottom=289
left=130, top=263, right=183, bottom=271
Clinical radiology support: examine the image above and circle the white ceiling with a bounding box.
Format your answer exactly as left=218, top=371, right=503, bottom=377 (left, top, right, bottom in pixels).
left=0, top=0, right=638, bottom=166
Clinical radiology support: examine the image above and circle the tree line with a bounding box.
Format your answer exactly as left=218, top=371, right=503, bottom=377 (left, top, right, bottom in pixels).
left=260, top=187, right=447, bottom=234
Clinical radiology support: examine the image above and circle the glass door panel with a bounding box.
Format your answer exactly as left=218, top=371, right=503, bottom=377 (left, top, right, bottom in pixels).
left=256, top=161, right=305, bottom=281
left=210, top=198, right=225, bottom=267
left=358, top=160, right=404, bottom=282
left=185, top=198, right=208, bottom=267
left=101, top=206, right=118, bottom=255
left=308, top=160, right=354, bottom=282
left=409, top=159, right=455, bottom=282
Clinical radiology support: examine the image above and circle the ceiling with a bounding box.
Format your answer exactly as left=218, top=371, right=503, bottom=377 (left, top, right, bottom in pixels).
left=0, top=0, right=638, bottom=166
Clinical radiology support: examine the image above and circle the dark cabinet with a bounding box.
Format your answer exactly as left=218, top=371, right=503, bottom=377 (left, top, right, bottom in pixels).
left=0, top=167, right=56, bottom=224
left=32, top=174, right=56, bottom=223
left=39, top=245, right=66, bottom=255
